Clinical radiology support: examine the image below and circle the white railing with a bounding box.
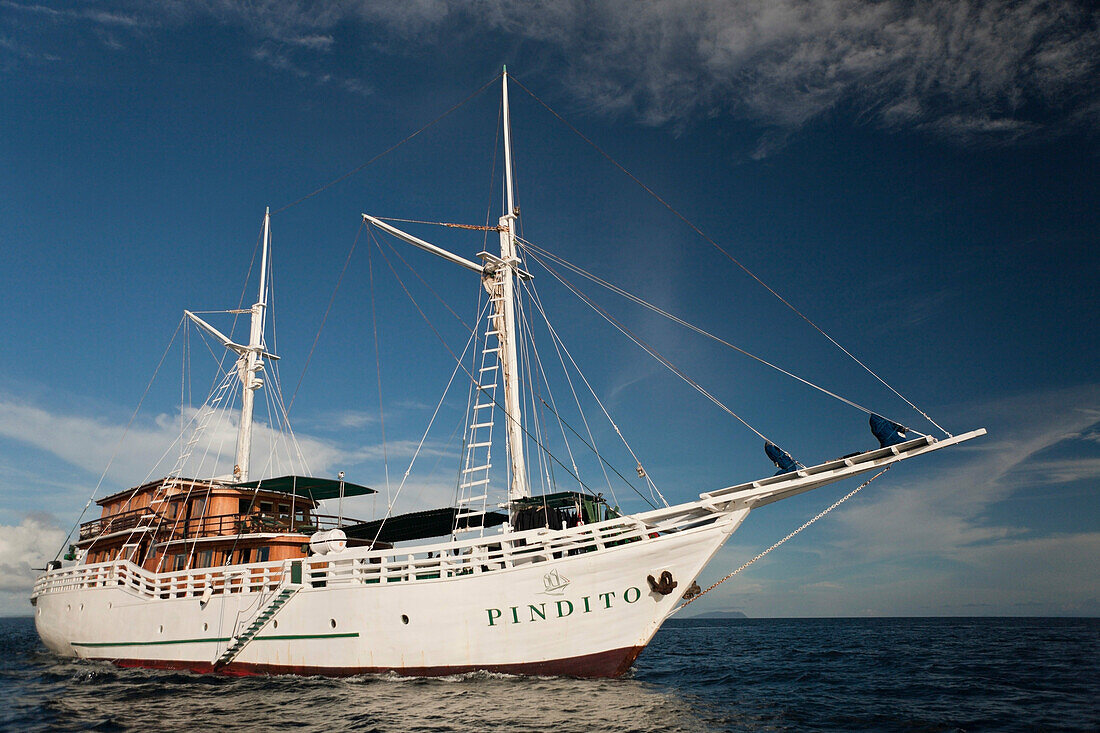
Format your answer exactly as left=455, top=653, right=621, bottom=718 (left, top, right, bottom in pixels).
left=32, top=508, right=726, bottom=601
left=32, top=558, right=290, bottom=600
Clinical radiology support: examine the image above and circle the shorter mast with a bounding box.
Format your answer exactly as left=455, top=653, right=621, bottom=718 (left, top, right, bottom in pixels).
left=234, top=207, right=270, bottom=482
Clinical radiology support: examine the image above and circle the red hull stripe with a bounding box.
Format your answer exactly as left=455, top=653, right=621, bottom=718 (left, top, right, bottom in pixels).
left=110, top=644, right=646, bottom=678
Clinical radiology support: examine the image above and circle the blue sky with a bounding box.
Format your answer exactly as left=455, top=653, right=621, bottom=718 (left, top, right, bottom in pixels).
left=1, top=1, right=1098, bottom=617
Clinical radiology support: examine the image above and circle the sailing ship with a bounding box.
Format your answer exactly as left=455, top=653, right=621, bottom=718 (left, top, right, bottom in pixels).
left=30, top=70, right=985, bottom=677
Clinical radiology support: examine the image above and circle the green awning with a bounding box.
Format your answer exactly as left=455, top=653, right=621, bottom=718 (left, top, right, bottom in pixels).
left=344, top=507, right=508, bottom=544
left=236, top=475, right=376, bottom=502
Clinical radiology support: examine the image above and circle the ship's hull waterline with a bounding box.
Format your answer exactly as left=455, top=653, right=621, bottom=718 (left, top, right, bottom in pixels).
left=34, top=510, right=746, bottom=678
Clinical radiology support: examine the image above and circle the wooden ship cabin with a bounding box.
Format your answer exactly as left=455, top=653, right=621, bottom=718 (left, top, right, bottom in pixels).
left=73, top=476, right=377, bottom=572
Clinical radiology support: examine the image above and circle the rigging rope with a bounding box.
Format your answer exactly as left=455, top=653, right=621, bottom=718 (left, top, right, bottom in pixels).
left=508, top=77, right=949, bottom=438
left=365, top=260, right=487, bottom=546
left=367, top=230, right=393, bottom=504
left=54, top=318, right=185, bottom=561
left=519, top=238, right=921, bottom=435
left=370, top=231, right=601, bottom=498
left=75, top=219, right=265, bottom=562
left=273, top=75, right=500, bottom=215
left=674, top=466, right=891, bottom=614
left=522, top=277, right=668, bottom=508
left=516, top=290, right=592, bottom=498
left=527, top=249, right=777, bottom=446
left=287, top=218, right=365, bottom=414
left=533, top=395, right=658, bottom=510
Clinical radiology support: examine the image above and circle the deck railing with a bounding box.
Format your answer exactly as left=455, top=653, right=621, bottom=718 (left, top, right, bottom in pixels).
left=34, top=509, right=725, bottom=602
left=79, top=510, right=356, bottom=544
left=78, top=508, right=151, bottom=541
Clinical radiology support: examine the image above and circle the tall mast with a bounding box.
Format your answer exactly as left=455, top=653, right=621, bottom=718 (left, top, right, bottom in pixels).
left=497, top=68, right=530, bottom=501
left=234, top=207, right=270, bottom=482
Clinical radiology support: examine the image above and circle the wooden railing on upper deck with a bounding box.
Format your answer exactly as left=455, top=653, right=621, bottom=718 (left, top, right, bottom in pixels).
left=79, top=510, right=357, bottom=543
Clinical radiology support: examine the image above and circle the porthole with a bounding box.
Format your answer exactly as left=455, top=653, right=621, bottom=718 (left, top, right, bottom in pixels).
left=79, top=603, right=84, bottom=611
left=203, top=622, right=208, bottom=631
left=401, top=615, right=409, bottom=625
left=272, top=620, right=279, bottom=630
left=108, top=602, right=112, bottom=609
left=330, top=618, right=337, bottom=629
left=66, top=604, right=71, bottom=612
left=158, top=624, right=164, bottom=634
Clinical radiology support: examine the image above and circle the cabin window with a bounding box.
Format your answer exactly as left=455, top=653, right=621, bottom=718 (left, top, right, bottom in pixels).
left=196, top=550, right=214, bottom=568
left=260, top=501, right=273, bottom=514
left=278, top=503, right=289, bottom=515
left=238, top=548, right=251, bottom=564
left=192, top=498, right=206, bottom=518
left=173, top=554, right=186, bottom=571
left=295, top=509, right=308, bottom=523
left=256, top=547, right=270, bottom=563
left=239, top=498, right=253, bottom=515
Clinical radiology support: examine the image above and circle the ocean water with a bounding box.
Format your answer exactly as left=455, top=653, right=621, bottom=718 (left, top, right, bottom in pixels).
left=2, top=616, right=1096, bottom=732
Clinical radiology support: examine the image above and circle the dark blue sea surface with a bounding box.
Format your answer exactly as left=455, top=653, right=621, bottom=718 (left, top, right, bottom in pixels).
left=2, top=616, right=1096, bottom=732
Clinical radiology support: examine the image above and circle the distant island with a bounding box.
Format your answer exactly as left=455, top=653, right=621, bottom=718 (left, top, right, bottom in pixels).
left=686, top=610, right=748, bottom=620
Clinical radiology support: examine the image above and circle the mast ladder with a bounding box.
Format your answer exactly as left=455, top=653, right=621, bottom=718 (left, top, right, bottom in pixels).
left=455, top=281, right=506, bottom=535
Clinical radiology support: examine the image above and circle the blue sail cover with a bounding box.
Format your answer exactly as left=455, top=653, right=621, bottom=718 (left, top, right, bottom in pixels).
left=870, top=414, right=908, bottom=448
left=765, top=441, right=799, bottom=475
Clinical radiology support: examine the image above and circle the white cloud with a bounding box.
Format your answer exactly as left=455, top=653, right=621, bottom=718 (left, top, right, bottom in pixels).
left=5, top=1, right=1096, bottom=147
left=829, top=386, right=1100, bottom=559
left=250, top=43, right=372, bottom=95
left=0, top=396, right=411, bottom=492
left=1, top=1, right=147, bottom=28
left=285, top=33, right=335, bottom=51
left=687, top=384, right=1100, bottom=616
left=0, top=515, right=65, bottom=615
left=0, top=392, right=465, bottom=525
left=521, top=0, right=1100, bottom=143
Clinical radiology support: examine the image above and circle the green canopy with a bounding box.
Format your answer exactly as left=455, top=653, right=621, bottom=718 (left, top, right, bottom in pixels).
left=236, top=475, right=376, bottom=502
left=344, top=507, right=508, bottom=544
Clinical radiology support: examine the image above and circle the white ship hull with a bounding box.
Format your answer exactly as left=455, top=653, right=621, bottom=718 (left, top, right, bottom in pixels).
left=34, top=508, right=747, bottom=677
left=31, top=431, right=984, bottom=677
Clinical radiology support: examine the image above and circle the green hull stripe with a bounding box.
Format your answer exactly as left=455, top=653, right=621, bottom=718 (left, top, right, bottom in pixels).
left=72, top=632, right=359, bottom=648
left=254, top=633, right=359, bottom=641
